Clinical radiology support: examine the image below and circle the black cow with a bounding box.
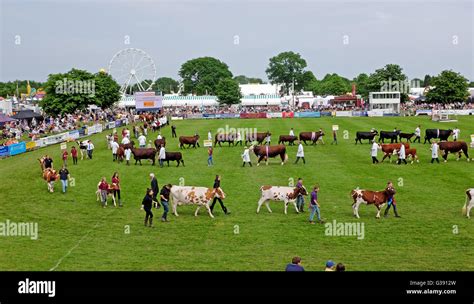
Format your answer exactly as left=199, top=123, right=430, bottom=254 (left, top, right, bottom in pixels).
left=378, top=130, right=400, bottom=143
left=424, top=129, right=453, bottom=144
left=355, top=130, right=378, bottom=144
left=399, top=132, right=415, bottom=143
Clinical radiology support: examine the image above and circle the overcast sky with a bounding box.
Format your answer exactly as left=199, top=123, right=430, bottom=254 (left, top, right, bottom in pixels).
left=0, top=0, right=473, bottom=83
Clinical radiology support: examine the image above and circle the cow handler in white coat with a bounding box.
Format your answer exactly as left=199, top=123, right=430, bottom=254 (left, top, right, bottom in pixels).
left=397, top=144, right=407, bottom=165
left=242, top=146, right=252, bottom=167
left=159, top=144, right=166, bottom=168
left=431, top=140, right=440, bottom=163
left=295, top=141, right=305, bottom=164
left=371, top=140, right=380, bottom=164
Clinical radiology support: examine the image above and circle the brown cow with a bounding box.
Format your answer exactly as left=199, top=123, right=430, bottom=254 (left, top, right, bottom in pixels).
left=164, top=152, right=185, bottom=167
left=251, top=144, right=288, bottom=166
left=117, top=146, right=125, bottom=162
left=439, top=141, right=470, bottom=162
left=381, top=143, right=410, bottom=162
left=43, top=168, right=59, bottom=193
left=245, top=132, right=270, bottom=145
left=132, top=148, right=157, bottom=165
left=392, top=147, right=419, bottom=164
left=351, top=187, right=396, bottom=219
left=278, top=135, right=297, bottom=145
left=119, top=140, right=135, bottom=150
left=154, top=138, right=166, bottom=149
left=179, top=135, right=200, bottom=149
left=299, top=131, right=323, bottom=145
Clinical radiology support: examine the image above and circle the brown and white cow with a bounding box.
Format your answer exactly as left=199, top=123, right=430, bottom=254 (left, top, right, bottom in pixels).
left=462, top=188, right=474, bottom=219
left=42, top=168, right=59, bottom=193
left=170, top=186, right=226, bottom=218
left=439, top=141, right=470, bottom=162
left=95, top=182, right=117, bottom=207
left=351, top=187, right=396, bottom=219
left=381, top=143, right=410, bottom=162
left=257, top=185, right=308, bottom=214
left=393, top=148, right=419, bottom=164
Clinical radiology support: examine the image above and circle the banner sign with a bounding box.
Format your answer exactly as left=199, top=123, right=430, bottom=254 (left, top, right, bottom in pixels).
left=94, top=124, right=103, bottom=133
left=60, top=142, right=67, bottom=150
left=320, top=111, right=332, bottom=117
left=8, top=142, right=26, bottom=156
left=0, top=146, right=9, bottom=157
left=240, top=113, right=267, bottom=119
left=367, top=111, right=384, bottom=117
left=295, top=112, right=321, bottom=118
left=282, top=112, right=294, bottom=118
left=203, top=140, right=213, bottom=147
left=332, top=125, right=339, bottom=131
left=266, top=112, right=283, bottom=118
left=171, top=116, right=184, bottom=120
left=135, top=92, right=162, bottom=111
left=335, top=111, right=352, bottom=117
left=67, top=130, right=80, bottom=141
left=107, top=122, right=116, bottom=129
left=25, top=142, right=36, bottom=150
left=352, top=111, right=368, bottom=117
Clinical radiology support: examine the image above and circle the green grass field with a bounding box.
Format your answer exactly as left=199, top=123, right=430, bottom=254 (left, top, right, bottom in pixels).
left=1, top=116, right=474, bottom=271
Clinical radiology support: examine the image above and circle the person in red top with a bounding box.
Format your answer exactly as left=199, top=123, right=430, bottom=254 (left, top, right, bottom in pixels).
left=208, top=147, right=213, bottom=166
left=111, top=172, right=122, bottom=207
left=98, top=177, right=109, bottom=208
left=62, top=149, right=68, bottom=167
left=71, top=146, right=78, bottom=165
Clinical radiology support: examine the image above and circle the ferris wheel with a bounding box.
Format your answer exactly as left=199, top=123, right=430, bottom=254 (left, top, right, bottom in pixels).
left=108, top=48, right=157, bottom=96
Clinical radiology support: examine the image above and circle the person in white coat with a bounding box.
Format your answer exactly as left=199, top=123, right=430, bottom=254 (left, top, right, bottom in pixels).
left=235, top=132, right=242, bottom=146
left=159, top=145, right=166, bottom=168
left=431, top=141, right=440, bottom=163
left=138, top=134, right=147, bottom=148
left=208, top=130, right=212, bottom=141
left=453, top=127, right=460, bottom=141
left=121, top=135, right=130, bottom=145
left=111, top=140, right=119, bottom=162
left=371, top=140, right=380, bottom=164
left=289, top=128, right=295, bottom=137
left=157, top=133, right=162, bottom=140
left=124, top=147, right=132, bottom=166
left=295, top=141, right=305, bottom=164
left=242, top=146, right=252, bottom=167
left=397, top=144, right=407, bottom=165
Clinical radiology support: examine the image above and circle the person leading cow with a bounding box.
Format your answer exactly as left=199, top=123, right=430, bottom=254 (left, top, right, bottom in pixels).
left=210, top=175, right=230, bottom=215
left=383, top=181, right=401, bottom=218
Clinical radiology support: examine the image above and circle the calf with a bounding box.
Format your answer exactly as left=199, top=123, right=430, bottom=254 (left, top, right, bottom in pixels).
left=393, top=148, right=419, bottom=164
left=256, top=185, right=308, bottom=214
left=381, top=143, right=410, bottom=162
left=170, top=186, right=226, bottom=218
left=164, top=152, right=185, bottom=167
left=399, top=132, right=415, bottom=143
left=278, top=135, right=297, bottom=145
left=462, top=189, right=474, bottom=219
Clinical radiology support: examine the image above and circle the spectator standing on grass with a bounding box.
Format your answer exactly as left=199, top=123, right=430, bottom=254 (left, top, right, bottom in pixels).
left=208, top=146, right=213, bottom=166
left=62, top=149, right=68, bottom=167
left=112, top=172, right=122, bottom=207
left=59, top=165, right=69, bottom=194
left=86, top=140, right=94, bottom=159
left=336, top=263, right=346, bottom=272
left=325, top=260, right=336, bottom=272
left=160, top=184, right=172, bottom=222
left=431, top=140, right=440, bottom=163
left=44, top=155, right=53, bottom=169
left=71, top=146, right=78, bottom=165
left=285, top=256, right=305, bottom=272
left=125, top=147, right=131, bottom=166
left=141, top=188, right=154, bottom=228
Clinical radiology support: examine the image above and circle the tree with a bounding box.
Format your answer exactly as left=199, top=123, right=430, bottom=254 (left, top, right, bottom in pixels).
left=152, top=77, right=179, bottom=94
left=0, top=80, right=46, bottom=97
left=93, top=71, right=121, bottom=109
left=426, top=70, right=469, bottom=104
left=318, top=74, right=351, bottom=96
left=366, top=64, right=409, bottom=101
left=233, top=75, right=263, bottom=84
left=40, top=68, right=120, bottom=115
left=468, top=81, right=474, bottom=87
left=353, top=73, right=370, bottom=98
left=423, top=74, right=432, bottom=87
left=265, top=51, right=310, bottom=94
left=216, top=78, right=242, bottom=105
left=179, top=57, right=233, bottom=95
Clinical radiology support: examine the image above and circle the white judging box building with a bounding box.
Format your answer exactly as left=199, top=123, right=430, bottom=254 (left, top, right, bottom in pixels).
left=368, top=92, right=401, bottom=114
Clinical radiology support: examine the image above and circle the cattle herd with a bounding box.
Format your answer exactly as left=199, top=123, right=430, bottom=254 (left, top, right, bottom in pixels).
left=36, top=123, right=474, bottom=220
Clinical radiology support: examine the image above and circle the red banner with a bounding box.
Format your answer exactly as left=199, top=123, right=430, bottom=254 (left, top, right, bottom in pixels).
left=282, top=112, right=294, bottom=118
left=240, top=113, right=267, bottom=119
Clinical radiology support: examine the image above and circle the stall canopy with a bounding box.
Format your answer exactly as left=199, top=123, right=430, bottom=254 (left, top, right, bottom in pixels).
left=0, top=113, right=17, bottom=125
left=11, top=110, right=43, bottom=121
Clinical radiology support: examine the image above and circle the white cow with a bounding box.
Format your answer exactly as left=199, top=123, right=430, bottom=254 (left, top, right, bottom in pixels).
left=170, top=186, right=226, bottom=218
left=257, top=185, right=308, bottom=214
left=462, top=188, right=474, bottom=219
